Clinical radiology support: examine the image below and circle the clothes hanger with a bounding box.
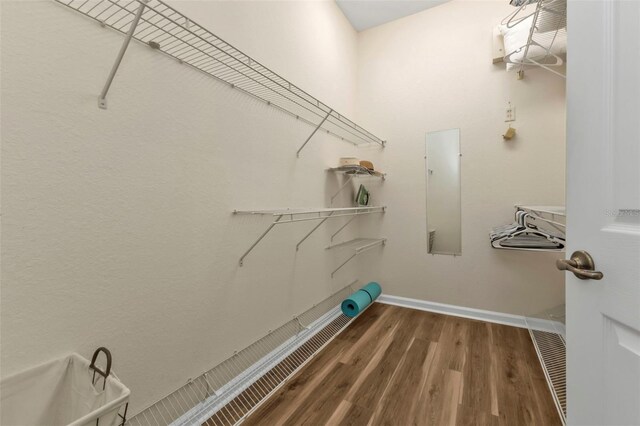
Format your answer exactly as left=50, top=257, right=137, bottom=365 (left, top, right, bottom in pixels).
left=501, top=2, right=536, bottom=28
left=490, top=210, right=565, bottom=251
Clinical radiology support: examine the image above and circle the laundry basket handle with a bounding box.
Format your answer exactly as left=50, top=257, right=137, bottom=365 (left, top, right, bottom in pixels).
left=90, top=347, right=112, bottom=389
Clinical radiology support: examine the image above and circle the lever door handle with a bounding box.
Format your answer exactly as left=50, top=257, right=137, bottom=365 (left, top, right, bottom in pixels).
left=556, top=250, right=603, bottom=280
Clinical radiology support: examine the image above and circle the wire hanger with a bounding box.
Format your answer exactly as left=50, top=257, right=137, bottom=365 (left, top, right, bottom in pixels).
left=501, top=2, right=536, bottom=28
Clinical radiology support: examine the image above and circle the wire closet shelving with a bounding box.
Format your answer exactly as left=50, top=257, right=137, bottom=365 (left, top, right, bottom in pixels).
left=490, top=205, right=565, bottom=252
left=53, top=0, right=386, bottom=155
left=503, top=0, right=567, bottom=78
left=127, top=282, right=360, bottom=425
left=234, top=206, right=386, bottom=266
left=326, top=238, right=387, bottom=278
left=327, top=165, right=385, bottom=204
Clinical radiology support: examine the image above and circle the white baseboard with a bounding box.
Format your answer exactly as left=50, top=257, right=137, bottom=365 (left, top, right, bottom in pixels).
left=377, top=294, right=566, bottom=336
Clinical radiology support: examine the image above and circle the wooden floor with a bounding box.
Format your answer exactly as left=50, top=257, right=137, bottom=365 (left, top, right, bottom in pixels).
left=241, top=303, right=561, bottom=426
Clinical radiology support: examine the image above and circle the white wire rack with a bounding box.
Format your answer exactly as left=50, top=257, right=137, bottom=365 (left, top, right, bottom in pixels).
left=127, top=282, right=359, bottom=426
left=516, top=205, right=566, bottom=234
left=490, top=205, right=565, bottom=252
left=326, top=238, right=386, bottom=278
left=233, top=207, right=386, bottom=265
left=525, top=304, right=566, bottom=424
left=327, top=166, right=385, bottom=205
left=53, top=0, right=385, bottom=154
left=327, top=165, right=386, bottom=179
left=503, top=0, right=567, bottom=78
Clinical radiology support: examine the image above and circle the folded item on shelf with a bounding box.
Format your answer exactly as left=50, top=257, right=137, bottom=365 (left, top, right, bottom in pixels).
left=339, top=157, right=360, bottom=167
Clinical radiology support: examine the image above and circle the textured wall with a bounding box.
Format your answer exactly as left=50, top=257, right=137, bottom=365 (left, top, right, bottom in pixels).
left=356, top=0, right=566, bottom=317
left=0, top=0, right=373, bottom=414
left=1, top=0, right=566, bottom=417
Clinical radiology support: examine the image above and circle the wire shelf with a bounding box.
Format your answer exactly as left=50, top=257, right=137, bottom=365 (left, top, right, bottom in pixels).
left=326, top=238, right=386, bottom=277
left=516, top=205, right=566, bottom=217
left=527, top=328, right=567, bottom=424
left=127, top=282, right=358, bottom=426
left=53, top=0, right=386, bottom=150
left=503, top=0, right=567, bottom=78
left=327, top=166, right=385, bottom=205
left=234, top=207, right=386, bottom=265
left=490, top=205, right=565, bottom=252
left=327, top=165, right=386, bottom=179
left=233, top=206, right=385, bottom=217
left=326, top=237, right=386, bottom=251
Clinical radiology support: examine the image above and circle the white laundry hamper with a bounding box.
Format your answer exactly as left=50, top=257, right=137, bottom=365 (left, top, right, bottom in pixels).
left=0, top=347, right=130, bottom=426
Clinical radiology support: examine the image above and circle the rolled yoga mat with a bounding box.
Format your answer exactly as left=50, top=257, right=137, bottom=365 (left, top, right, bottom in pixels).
left=341, top=282, right=382, bottom=317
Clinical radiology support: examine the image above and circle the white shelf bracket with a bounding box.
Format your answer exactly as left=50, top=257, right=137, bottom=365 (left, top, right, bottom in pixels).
left=296, top=109, right=332, bottom=157
left=239, top=214, right=284, bottom=266
left=331, top=253, right=357, bottom=278
left=98, top=0, right=148, bottom=109
left=295, top=211, right=334, bottom=251
left=330, top=216, right=356, bottom=242
left=330, top=239, right=386, bottom=278
left=330, top=174, right=354, bottom=205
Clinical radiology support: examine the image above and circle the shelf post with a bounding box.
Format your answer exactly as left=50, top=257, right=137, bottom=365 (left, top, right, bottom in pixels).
left=239, top=214, right=284, bottom=266
left=295, top=211, right=334, bottom=251
left=98, top=0, right=148, bottom=109
left=296, top=109, right=332, bottom=157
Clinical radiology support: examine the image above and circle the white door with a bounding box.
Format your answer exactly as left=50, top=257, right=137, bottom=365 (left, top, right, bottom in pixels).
left=565, top=0, right=640, bottom=425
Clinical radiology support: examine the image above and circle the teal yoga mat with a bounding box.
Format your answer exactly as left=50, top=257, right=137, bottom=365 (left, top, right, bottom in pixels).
left=341, top=282, right=382, bottom=317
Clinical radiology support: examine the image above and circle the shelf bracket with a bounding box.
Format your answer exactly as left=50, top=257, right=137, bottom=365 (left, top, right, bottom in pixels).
left=331, top=239, right=385, bottom=278
left=295, top=211, right=334, bottom=251
left=330, top=174, right=354, bottom=205
left=98, top=0, right=147, bottom=109
left=331, top=253, right=357, bottom=278
left=239, top=214, right=284, bottom=266
left=330, top=216, right=356, bottom=242
left=296, top=109, right=332, bottom=157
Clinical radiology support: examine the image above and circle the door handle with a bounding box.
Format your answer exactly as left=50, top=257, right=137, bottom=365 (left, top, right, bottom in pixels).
left=556, top=250, right=604, bottom=280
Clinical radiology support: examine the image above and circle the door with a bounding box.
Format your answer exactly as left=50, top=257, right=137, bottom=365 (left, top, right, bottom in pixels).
left=565, top=0, right=640, bottom=425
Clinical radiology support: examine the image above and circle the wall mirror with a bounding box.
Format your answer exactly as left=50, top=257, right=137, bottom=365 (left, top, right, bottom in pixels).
left=426, top=129, right=461, bottom=255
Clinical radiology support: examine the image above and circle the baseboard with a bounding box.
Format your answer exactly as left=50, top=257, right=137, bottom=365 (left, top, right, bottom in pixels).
left=377, top=294, right=565, bottom=336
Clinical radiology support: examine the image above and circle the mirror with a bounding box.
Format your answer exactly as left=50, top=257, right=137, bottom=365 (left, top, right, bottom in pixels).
left=426, top=129, right=461, bottom=255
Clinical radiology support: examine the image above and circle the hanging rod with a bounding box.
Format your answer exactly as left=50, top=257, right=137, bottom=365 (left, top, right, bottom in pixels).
left=326, top=238, right=386, bottom=278
left=54, top=0, right=386, bottom=150
left=234, top=207, right=385, bottom=266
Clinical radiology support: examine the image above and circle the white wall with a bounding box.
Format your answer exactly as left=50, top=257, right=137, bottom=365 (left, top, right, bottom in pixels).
left=0, top=0, right=372, bottom=414
left=1, top=0, right=566, bottom=416
left=356, top=0, right=566, bottom=317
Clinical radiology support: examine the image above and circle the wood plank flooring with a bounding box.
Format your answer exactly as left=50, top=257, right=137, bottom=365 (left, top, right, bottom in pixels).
left=240, top=303, right=561, bottom=425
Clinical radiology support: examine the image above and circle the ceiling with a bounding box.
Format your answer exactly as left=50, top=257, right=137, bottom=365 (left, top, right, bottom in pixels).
left=336, top=0, right=452, bottom=32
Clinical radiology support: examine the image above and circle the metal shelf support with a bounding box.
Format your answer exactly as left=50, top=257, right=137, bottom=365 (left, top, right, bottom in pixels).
left=234, top=207, right=385, bottom=266
left=331, top=217, right=356, bottom=242
left=296, top=109, right=332, bottom=157
left=330, top=175, right=354, bottom=205
left=296, top=212, right=334, bottom=251
left=329, top=239, right=386, bottom=278
left=239, top=214, right=284, bottom=266
left=98, top=0, right=148, bottom=109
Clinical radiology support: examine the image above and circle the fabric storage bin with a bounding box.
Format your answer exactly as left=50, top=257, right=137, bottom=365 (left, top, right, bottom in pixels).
left=0, top=348, right=130, bottom=426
